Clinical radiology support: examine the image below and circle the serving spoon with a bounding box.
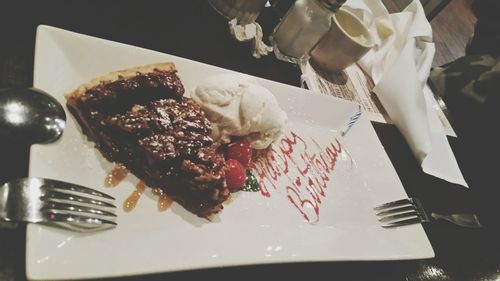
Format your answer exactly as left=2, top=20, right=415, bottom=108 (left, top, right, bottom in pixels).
left=0, top=88, right=65, bottom=144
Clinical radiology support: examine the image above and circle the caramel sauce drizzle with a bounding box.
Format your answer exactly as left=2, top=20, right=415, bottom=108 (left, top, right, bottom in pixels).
left=123, top=182, right=146, bottom=212
left=104, top=165, right=174, bottom=213
left=104, top=165, right=129, bottom=187
left=152, top=188, right=173, bottom=212
left=223, top=195, right=234, bottom=205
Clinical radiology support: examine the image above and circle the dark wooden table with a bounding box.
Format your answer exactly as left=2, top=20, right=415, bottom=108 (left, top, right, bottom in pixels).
left=1, top=1, right=499, bottom=280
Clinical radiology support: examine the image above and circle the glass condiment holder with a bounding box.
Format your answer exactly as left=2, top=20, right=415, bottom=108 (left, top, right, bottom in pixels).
left=270, top=0, right=346, bottom=64
left=208, top=0, right=269, bottom=25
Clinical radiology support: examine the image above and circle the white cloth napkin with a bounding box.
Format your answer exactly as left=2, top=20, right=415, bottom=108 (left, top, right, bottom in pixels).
left=345, top=0, right=468, bottom=187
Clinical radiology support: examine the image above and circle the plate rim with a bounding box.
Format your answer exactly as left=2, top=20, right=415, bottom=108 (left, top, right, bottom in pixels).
left=26, top=24, right=434, bottom=280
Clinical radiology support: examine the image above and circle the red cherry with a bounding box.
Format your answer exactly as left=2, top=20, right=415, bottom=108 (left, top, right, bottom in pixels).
left=226, top=139, right=252, bottom=167
left=225, top=159, right=246, bottom=192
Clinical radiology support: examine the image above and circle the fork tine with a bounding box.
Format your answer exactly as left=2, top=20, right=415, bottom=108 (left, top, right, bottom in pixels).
left=41, top=179, right=115, bottom=200
left=375, top=205, right=416, bottom=216
left=382, top=217, right=422, bottom=228
left=378, top=210, right=420, bottom=222
left=374, top=198, right=415, bottom=211
left=41, top=190, right=116, bottom=209
left=42, top=211, right=117, bottom=228
left=41, top=201, right=117, bottom=218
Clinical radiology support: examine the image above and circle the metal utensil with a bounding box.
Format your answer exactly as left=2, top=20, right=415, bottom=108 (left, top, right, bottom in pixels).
left=0, top=177, right=117, bottom=232
left=0, top=88, right=66, bottom=144
left=374, top=197, right=482, bottom=228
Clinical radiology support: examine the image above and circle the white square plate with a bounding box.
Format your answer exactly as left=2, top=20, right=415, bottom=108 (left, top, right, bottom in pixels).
left=27, top=25, right=433, bottom=280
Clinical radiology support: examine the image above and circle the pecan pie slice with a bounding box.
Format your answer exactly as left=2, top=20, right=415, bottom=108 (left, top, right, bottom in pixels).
left=66, top=63, right=230, bottom=217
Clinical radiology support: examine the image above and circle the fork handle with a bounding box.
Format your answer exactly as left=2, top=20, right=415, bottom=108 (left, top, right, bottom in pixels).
left=431, top=213, right=483, bottom=228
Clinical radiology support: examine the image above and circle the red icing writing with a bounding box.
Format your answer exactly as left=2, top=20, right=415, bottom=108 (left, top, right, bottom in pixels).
left=249, top=131, right=343, bottom=223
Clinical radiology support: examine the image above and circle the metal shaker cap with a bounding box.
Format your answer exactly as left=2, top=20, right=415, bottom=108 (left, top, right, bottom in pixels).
left=320, top=0, right=347, bottom=11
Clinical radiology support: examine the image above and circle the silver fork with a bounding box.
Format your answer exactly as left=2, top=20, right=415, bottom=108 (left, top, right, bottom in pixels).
left=0, top=177, right=117, bottom=232
left=374, top=198, right=482, bottom=228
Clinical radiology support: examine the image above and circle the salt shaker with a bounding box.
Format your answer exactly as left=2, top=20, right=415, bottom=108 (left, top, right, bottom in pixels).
left=270, top=0, right=346, bottom=64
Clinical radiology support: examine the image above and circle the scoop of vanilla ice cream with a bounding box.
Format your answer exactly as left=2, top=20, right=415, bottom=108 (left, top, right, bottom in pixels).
left=191, top=74, right=287, bottom=149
